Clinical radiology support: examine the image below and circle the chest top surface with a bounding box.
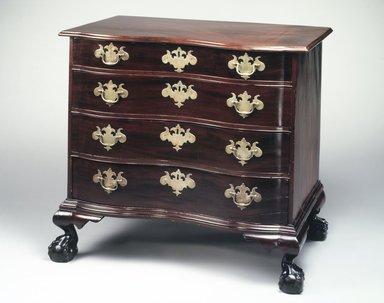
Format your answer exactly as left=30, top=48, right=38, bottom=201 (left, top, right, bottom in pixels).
left=60, top=15, right=332, bottom=52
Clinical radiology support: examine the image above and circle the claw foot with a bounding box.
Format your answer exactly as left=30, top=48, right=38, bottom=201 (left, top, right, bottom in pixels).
left=48, top=233, right=78, bottom=262
left=48, top=222, right=78, bottom=263
left=279, top=256, right=304, bottom=294
left=308, top=215, right=328, bottom=241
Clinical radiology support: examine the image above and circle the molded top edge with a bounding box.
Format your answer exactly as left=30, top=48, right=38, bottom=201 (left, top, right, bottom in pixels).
left=60, top=15, right=332, bottom=52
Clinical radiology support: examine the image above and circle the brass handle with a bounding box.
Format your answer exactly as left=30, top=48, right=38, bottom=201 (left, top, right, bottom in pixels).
left=228, top=53, right=265, bottom=80
left=161, top=80, right=198, bottom=108
left=92, top=124, right=127, bottom=151
left=226, top=91, right=264, bottom=118
left=93, top=168, right=127, bottom=194
left=162, top=47, right=197, bottom=73
left=94, top=42, right=129, bottom=65
left=225, top=138, right=262, bottom=166
left=93, top=80, right=128, bottom=106
left=160, top=169, right=196, bottom=196
left=224, top=183, right=262, bottom=210
left=160, top=124, right=196, bottom=151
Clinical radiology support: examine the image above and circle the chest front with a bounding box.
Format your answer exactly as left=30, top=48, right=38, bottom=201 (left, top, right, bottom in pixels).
left=48, top=16, right=332, bottom=294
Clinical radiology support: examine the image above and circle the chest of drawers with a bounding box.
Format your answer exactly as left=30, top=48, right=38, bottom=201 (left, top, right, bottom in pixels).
left=48, top=16, right=332, bottom=294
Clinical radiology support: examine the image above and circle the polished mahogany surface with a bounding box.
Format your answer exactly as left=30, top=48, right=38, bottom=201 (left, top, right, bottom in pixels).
left=71, top=69, right=293, bottom=129
left=49, top=16, right=331, bottom=294
left=60, top=16, right=332, bottom=52
left=291, top=45, right=322, bottom=221
left=71, top=158, right=289, bottom=225
left=72, top=39, right=292, bottom=81
left=70, top=113, right=290, bottom=175
left=59, top=16, right=331, bottom=232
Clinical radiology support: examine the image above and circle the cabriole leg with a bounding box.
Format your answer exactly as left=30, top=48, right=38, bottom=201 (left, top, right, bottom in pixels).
left=48, top=224, right=78, bottom=262
left=279, top=254, right=304, bottom=294
left=48, top=211, right=80, bottom=262
left=48, top=210, right=102, bottom=262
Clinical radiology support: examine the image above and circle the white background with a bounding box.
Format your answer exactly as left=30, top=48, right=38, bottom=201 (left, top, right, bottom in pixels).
left=0, top=0, right=383, bottom=302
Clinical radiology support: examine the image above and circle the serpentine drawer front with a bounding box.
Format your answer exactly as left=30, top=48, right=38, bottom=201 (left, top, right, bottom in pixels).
left=73, top=39, right=292, bottom=81
left=71, top=158, right=289, bottom=224
left=70, top=113, right=290, bottom=174
left=49, top=16, right=332, bottom=295
left=71, top=70, right=293, bottom=128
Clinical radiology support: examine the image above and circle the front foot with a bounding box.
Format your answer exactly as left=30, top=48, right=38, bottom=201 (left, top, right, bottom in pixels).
left=48, top=234, right=78, bottom=262
left=48, top=223, right=78, bottom=262
left=279, top=256, right=304, bottom=294
left=308, top=215, right=328, bottom=241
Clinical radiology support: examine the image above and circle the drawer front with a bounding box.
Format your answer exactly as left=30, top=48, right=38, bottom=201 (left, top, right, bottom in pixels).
left=71, top=158, right=289, bottom=225
left=71, top=114, right=290, bottom=174
left=71, top=71, right=292, bottom=128
left=72, top=39, right=292, bottom=81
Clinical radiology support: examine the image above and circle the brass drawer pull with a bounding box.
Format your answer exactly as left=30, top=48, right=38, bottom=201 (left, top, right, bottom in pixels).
left=225, top=138, right=262, bottom=166
left=224, top=183, right=262, bottom=210
left=161, top=80, right=197, bottom=108
left=93, top=80, right=128, bottom=107
left=160, top=124, right=196, bottom=151
left=160, top=169, right=196, bottom=196
left=162, top=47, right=197, bottom=72
left=93, top=168, right=127, bottom=194
left=226, top=91, right=264, bottom=118
left=92, top=124, right=127, bottom=151
left=228, top=53, right=265, bottom=80
left=94, top=42, right=129, bottom=65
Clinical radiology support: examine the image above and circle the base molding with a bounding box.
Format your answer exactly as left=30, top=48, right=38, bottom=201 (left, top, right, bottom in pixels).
left=57, top=180, right=325, bottom=255
left=51, top=181, right=327, bottom=295
left=59, top=198, right=293, bottom=233
left=243, top=181, right=324, bottom=255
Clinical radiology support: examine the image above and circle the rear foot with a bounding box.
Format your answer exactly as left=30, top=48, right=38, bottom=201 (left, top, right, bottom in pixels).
left=308, top=215, right=328, bottom=241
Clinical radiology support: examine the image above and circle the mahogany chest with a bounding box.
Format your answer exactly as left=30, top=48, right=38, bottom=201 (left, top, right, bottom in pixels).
left=48, top=16, right=332, bottom=294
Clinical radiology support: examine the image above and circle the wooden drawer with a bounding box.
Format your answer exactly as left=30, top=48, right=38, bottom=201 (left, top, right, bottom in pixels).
left=71, top=158, right=289, bottom=225
left=71, top=113, right=290, bottom=175
left=72, top=38, right=292, bottom=81
left=71, top=70, right=292, bottom=129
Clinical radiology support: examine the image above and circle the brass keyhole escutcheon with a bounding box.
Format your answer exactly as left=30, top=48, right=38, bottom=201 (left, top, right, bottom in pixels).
left=160, top=169, right=196, bottom=196
left=160, top=124, right=196, bottom=151
left=162, top=47, right=197, bottom=72
left=161, top=80, right=197, bottom=108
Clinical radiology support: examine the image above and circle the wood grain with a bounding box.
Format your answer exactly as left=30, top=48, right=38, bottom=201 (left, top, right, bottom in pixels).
left=70, top=112, right=291, bottom=175
left=56, top=17, right=331, bottom=267
left=72, top=38, right=292, bottom=81
left=290, top=44, right=322, bottom=222
left=60, top=16, right=332, bottom=52
left=71, top=68, right=293, bottom=129
left=70, top=157, right=289, bottom=225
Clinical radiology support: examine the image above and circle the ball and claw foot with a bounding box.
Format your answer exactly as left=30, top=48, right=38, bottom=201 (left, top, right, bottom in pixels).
left=48, top=224, right=79, bottom=262
left=279, top=256, right=305, bottom=294
left=48, top=234, right=78, bottom=262
left=308, top=215, right=328, bottom=241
